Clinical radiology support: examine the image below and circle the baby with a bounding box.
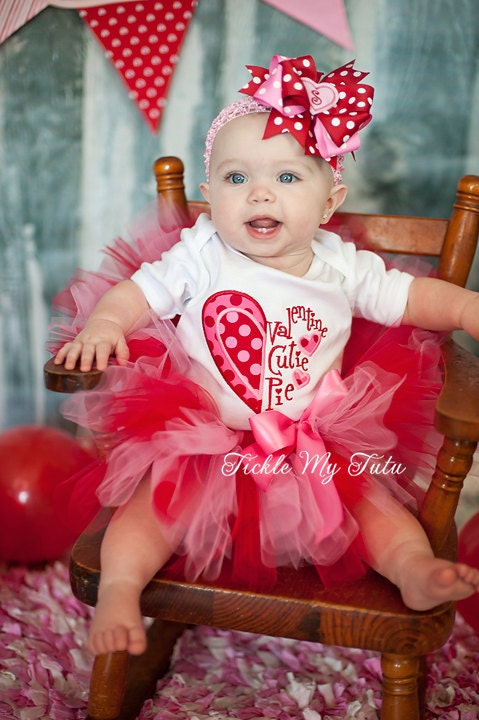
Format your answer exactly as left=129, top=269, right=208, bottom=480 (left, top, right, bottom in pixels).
left=53, top=55, right=479, bottom=656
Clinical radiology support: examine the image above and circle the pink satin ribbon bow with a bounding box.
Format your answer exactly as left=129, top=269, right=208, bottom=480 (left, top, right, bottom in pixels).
left=240, top=55, right=374, bottom=163
left=244, top=369, right=350, bottom=542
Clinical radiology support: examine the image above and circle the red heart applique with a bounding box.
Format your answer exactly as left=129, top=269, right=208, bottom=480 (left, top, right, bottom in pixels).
left=293, top=369, right=311, bottom=388
left=203, top=291, right=266, bottom=413
left=298, top=331, right=321, bottom=356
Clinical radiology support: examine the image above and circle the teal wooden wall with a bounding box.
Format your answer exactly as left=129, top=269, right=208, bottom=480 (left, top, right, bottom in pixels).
left=1, top=0, right=478, bottom=429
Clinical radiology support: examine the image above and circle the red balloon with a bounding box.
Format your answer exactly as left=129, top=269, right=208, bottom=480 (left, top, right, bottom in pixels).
left=0, top=425, right=95, bottom=563
left=457, top=511, right=479, bottom=632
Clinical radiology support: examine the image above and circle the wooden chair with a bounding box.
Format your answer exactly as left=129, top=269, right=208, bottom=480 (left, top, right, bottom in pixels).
left=44, top=157, right=479, bottom=720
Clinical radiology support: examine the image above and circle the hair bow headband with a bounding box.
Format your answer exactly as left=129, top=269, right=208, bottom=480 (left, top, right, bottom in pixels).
left=204, top=55, right=374, bottom=183
left=240, top=55, right=374, bottom=171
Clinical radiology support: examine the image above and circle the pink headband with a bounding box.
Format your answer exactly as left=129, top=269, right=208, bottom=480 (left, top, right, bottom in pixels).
left=204, top=55, right=374, bottom=184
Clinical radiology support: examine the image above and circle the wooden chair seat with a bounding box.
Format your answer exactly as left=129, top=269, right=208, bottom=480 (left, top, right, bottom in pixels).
left=44, top=159, right=479, bottom=720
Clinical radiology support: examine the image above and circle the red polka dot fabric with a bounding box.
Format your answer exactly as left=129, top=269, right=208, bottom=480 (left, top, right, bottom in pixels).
left=79, top=0, right=197, bottom=132
left=240, top=55, right=373, bottom=175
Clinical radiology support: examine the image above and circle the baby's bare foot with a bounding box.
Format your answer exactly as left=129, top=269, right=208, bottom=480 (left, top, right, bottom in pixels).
left=399, top=557, right=479, bottom=611
left=89, top=580, right=146, bottom=656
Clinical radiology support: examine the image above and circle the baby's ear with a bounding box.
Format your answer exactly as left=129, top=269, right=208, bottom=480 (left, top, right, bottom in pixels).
left=330, top=183, right=348, bottom=213
left=320, top=183, right=348, bottom=225
left=199, top=182, right=210, bottom=203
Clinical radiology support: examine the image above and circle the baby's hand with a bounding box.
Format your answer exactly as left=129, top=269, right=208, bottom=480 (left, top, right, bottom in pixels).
left=54, top=319, right=130, bottom=372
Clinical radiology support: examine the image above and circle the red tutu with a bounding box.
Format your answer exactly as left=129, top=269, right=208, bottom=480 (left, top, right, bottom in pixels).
left=49, top=201, right=444, bottom=590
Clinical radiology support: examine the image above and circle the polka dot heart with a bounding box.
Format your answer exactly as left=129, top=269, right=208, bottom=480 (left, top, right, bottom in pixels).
left=79, top=0, right=198, bottom=132
left=203, top=291, right=266, bottom=414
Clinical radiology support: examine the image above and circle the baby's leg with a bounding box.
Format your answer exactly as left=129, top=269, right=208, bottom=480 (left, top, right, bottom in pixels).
left=89, top=475, right=173, bottom=656
left=352, top=489, right=479, bottom=610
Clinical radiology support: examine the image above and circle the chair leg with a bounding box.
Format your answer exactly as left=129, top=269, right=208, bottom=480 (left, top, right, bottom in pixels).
left=380, top=653, right=423, bottom=720
left=86, top=618, right=187, bottom=720
left=417, top=655, right=427, bottom=718
left=87, top=651, right=129, bottom=720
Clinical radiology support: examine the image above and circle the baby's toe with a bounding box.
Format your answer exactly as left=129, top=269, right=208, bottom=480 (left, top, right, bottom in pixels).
left=128, top=626, right=148, bottom=655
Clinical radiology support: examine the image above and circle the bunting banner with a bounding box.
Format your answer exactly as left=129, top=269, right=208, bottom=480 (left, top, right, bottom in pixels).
left=0, top=0, right=49, bottom=44
left=79, top=1, right=197, bottom=132
left=261, top=0, right=353, bottom=51
left=0, top=0, right=136, bottom=44
left=0, top=0, right=353, bottom=132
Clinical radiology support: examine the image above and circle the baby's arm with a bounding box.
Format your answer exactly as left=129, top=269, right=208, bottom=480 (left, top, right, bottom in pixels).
left=402, top=276, right=479, bottom=339
left=54, top=279, right=149, bottom=372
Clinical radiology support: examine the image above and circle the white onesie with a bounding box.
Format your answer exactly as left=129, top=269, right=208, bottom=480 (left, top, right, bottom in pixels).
left=132, top=213, right=413, bottom=429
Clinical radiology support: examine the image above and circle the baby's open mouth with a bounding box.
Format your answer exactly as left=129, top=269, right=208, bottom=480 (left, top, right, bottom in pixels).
left=247, top=217, right=280, bottom=233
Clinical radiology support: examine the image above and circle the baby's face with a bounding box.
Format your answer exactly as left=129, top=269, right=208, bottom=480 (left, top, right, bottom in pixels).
left=200, top=113, right=347, bottom=276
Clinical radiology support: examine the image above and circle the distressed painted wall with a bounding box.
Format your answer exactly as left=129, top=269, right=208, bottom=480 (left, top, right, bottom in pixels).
left=1, top=0, right=478, bottom=429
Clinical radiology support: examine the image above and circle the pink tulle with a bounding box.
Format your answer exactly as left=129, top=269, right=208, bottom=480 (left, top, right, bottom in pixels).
left=49, top=203, right=445, bottom=589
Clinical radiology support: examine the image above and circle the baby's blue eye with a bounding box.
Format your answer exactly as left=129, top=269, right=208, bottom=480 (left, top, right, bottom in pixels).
left=227, top=172, right=247, bottom=184
left=278, top=172, right=297, bottom=183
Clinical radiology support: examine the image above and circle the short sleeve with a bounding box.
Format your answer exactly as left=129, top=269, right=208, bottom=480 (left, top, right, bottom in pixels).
left=350, top=250, right=414, bottom=325
left=131, top=214, right=217, bottom=318
left=311, top=229, right=414, bottom=326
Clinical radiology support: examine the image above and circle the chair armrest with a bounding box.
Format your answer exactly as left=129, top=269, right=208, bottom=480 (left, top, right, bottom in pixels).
left=43, top=357, right=103, bottom=393
left=435, top=339, right=479, bottom=442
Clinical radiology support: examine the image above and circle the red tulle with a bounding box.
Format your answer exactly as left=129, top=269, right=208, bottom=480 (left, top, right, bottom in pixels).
left=58, top=322, right=443, bottom=588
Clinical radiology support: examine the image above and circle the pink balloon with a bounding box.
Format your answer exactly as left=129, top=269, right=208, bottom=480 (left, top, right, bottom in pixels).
left=0, top=425, right=95, bottom=563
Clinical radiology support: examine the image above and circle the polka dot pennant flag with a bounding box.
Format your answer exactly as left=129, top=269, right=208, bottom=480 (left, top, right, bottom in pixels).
left=79, top=0, right=198, bottom=132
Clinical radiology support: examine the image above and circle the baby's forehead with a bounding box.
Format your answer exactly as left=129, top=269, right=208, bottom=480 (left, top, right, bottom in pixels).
left=214, top=112, right=270, bottom=143
left=211, top=115, right=331, bottom=174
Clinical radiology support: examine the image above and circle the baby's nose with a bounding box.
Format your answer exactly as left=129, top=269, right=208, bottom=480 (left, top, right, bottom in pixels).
left=249, top=181, right=275, bottom=203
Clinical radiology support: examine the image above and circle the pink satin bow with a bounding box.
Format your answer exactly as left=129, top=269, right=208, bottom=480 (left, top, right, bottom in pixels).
left=243, top=369, right=349, bottom=542
left=240, top=55, right=374, bottom=164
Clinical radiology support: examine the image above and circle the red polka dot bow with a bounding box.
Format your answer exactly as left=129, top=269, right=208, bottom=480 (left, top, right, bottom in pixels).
left=240, top=55, right=374, bottom=165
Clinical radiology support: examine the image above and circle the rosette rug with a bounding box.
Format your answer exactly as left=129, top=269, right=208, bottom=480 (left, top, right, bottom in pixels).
left=1, top=561, right=479, bottom=719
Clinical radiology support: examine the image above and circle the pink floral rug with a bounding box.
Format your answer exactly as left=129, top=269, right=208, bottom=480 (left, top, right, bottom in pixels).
left=1, top=561, right=479, bottom=720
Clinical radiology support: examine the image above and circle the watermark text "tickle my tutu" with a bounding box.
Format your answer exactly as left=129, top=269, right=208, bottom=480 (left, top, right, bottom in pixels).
left=221, top=451, right=407, bottom=480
